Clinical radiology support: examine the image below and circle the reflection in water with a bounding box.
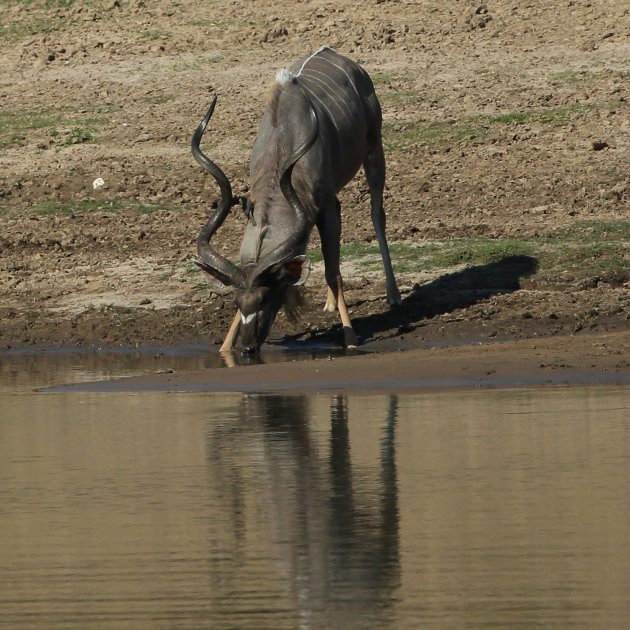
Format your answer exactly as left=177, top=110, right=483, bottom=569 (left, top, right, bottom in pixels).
left=0, top=344, right=347, bottom=393
left=206, top=394, right=400, bottom=629
left=1, top=383, right=630, bottom=628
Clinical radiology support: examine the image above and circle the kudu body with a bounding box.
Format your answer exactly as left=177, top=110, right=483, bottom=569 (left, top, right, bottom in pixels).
left=192, top=47, right=401, bottom=353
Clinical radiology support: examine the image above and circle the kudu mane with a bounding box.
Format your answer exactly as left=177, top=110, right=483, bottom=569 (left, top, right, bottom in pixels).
left=249, top=79, right=317, bottom=233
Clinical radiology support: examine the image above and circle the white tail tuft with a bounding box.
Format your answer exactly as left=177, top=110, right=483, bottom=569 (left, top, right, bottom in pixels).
left=275, top=47, right=334, bottom=86
left=275, top=69, right=293, bottom=85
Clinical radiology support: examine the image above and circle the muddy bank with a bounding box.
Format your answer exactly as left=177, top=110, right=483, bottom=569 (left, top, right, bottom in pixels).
left=44, top=332, right=630, bottom=393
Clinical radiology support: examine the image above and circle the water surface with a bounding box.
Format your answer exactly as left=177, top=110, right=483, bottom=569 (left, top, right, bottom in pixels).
left=1, top=355, right=630, bottom=628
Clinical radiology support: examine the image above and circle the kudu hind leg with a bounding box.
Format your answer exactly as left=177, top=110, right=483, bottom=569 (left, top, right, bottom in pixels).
left=328, top=274, right=357, bottom=348
left=363, top=145, right=401, bottom=306
left=323, top=196, right=342, bottom=314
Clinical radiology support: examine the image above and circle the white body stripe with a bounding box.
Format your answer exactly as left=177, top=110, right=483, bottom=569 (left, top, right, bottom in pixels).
left=299, top=84, right=340, bottom=134
left=314, top=56, right=363, bottom=102
left=241, top=312, right=256, bottom=325
left=300, top=69, right=354, bottom=119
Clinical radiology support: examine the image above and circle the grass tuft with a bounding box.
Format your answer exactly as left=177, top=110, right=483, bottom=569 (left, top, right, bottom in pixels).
left=306, top=220, right=629, bottom=282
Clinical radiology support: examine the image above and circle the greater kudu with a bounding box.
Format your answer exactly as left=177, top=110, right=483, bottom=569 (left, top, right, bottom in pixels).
left=192, top=46, right=401, bottom=353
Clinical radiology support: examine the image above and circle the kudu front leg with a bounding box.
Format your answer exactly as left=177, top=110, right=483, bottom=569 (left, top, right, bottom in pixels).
left=318, top=204, right=358, bottom=349
left=220, top=309, right=241, bottom=353
left=324, top=285, right=337, bottom=313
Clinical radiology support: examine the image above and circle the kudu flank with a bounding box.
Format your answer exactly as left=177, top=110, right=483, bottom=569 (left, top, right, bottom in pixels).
left=192, top=47, right=401, bottom=353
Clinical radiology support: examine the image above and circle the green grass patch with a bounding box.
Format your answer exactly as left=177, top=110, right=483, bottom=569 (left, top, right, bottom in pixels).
left=544, top=221, right=630, bottom=276
left=113, top=312, right=135, bottom=329
left=76, top=103, right=123, bottom=115
left=64, top=126, right=98, bottom=145
left=307, top=221, right=629, bottom=281
left=27, top=200, right=126, bottom=215
left=372, top=72, right=414, bottom=86
left=0, top=0, right=138, bottom=41
left=485, top=112, right=530, bottom=125
left=0, top=106, right=68, bottom=147
left=549, top=69, right=605, bottom=85
left=308, top=239, right=535, bottom=275
left=552, top=220, right=630, bottom=242
left=384, top=102, right=629, bottom=151
left=555, top=243, right=627, bottom=274
left=142, top=29, right=171, bottom=41
left=158, top=55, right=222, bottom=73
left=373, top=73, right=421, bottom=105
left=428, top=239, right=535, bottom=270
left=0, top=0, right=76, bottom=40
left=1, top=17, right=70, bottom=41
left=133, top=201, right=182, bottom=214
left=383, top=90, right=422, bottom=106
left=483, top=104, right=588, bottom=126
left=0, top=0, right=75, bottom=6
left=383, top=120, right=486, bottom=151
left=142, top=94, right=175, bottom=105
left=189, top=18, right=252, bottom=29
left=0, top=105, right=115, bottom=149
left=3, top=198, right=182, bottom=217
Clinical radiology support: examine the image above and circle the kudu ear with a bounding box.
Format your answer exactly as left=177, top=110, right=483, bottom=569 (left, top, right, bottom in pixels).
left=280, top=255, right=311, bottom=286
left=192, top=258, right=239, bottom=289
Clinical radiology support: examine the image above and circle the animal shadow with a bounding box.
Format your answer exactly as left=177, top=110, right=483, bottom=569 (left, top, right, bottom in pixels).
left=291, top=254, right=539, bottom=345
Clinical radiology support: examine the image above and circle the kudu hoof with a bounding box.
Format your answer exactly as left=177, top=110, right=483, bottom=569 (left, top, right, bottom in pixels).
left=343, top=326, right=358, bottom=349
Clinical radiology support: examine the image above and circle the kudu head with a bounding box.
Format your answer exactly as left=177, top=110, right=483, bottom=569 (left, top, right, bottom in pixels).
left=191, top=94, right=317, bottom=353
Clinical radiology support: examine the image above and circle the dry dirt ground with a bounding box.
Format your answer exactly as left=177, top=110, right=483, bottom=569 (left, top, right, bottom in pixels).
left=1, top=0, right=629, bottom=370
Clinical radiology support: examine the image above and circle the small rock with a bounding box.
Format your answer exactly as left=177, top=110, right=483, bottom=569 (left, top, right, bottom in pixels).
left=592, top=140, right=609, bottom=151
left=576, top=277, right=599, bottom=290
left=463, top=5, right=493, bottom=30
left=261, top=27, right=288, bottom=42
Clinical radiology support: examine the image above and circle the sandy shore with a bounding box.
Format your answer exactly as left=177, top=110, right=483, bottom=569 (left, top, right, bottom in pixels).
left=46, top=331, right=630, bottom=393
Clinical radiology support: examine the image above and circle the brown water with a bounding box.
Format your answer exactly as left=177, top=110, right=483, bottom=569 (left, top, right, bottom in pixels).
left=1, top=353, right=630, bottom=629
